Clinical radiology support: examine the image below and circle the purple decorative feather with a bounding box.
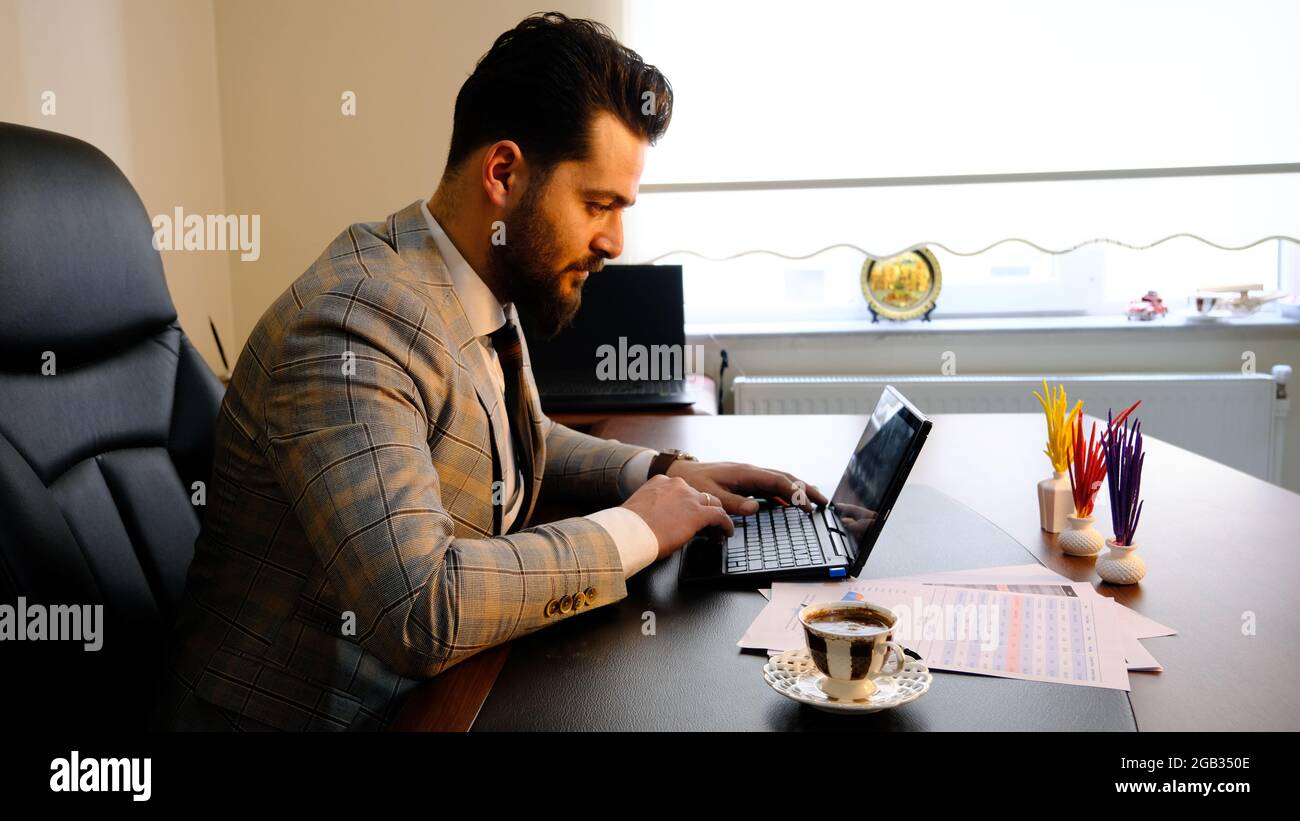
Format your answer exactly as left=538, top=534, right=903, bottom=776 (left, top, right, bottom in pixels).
left=1103, top=410, right=1146, bottom=545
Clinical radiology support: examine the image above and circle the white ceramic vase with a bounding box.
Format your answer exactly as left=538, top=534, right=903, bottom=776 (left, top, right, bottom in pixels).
left=1059, top=514, right=1105, bottom=556
left=1037, top=471, right=1071, bottom=534
left=1097, top=538, right=1147, bottom=585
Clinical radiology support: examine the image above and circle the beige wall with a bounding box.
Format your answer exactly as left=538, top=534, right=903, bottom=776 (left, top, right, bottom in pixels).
left=212, top=0, right=623, bottom=353
left=0, top=0, right=236, bottom=374
left=0, top=0, right=621, bottom=368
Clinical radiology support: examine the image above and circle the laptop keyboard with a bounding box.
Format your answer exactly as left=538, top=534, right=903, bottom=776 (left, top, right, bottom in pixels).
left=724, top=505, right=827, bottom=574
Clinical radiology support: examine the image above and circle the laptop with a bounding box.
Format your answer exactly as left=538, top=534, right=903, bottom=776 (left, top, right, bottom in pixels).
left=523, top=264, right=695, bottom=411
left=679, top=386, right=932, bottom=585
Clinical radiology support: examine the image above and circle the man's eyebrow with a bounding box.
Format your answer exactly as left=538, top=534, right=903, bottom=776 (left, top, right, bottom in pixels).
left=583, top=189, right=635, bottom=208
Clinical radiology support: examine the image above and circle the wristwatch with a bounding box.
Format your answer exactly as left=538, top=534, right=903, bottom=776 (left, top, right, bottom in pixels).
left=648, top=447, right=698, bottom=478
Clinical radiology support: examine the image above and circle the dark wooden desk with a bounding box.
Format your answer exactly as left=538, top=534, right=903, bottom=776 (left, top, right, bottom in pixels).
left=394, top=413, right=1300, bottom=731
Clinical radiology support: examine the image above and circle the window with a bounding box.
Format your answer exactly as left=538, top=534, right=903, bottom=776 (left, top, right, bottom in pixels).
left=619, top=0, right=1300, bottom=324
left=665, top=239, right=1283, bottom=325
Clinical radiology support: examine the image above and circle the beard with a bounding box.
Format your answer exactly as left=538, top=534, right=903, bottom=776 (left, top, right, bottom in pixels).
left=487, top=179, right=604, bottom=340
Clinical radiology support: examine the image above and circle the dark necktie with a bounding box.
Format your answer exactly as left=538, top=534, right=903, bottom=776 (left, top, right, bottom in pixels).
left=487, top=317, right=534, bottom=534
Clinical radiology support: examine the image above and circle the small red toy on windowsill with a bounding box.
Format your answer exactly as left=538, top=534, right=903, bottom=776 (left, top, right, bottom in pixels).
left=1125, top=290, right=1168, bottom=321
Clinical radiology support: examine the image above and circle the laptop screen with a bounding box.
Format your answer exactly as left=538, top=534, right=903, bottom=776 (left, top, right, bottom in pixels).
left=523, top=264, right=685, bottom=380
left=829, top=386, right=930, bottom=571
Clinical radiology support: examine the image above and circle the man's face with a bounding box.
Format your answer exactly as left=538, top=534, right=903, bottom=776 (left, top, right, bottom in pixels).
left=490, top=111, right=646, bottom=339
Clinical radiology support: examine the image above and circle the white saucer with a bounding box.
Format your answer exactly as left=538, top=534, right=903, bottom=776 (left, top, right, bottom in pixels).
left=762, top=648, right=932, bottom=714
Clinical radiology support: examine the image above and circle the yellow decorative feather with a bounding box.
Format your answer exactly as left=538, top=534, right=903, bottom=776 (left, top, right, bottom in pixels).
left=1032, top=379, right=1082, bottom=473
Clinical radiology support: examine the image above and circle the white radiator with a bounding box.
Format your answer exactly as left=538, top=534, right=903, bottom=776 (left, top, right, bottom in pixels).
left=732, top=369, right=1293, bottom=484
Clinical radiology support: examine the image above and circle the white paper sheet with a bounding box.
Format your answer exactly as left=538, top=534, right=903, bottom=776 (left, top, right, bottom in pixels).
left=743, top=576, right=1132, bottom=690
left=755, top=564, right=1172, bottom=668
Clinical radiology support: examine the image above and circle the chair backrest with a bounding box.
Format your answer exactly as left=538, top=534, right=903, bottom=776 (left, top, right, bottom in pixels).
left=0, top=122, right=223, bottom=730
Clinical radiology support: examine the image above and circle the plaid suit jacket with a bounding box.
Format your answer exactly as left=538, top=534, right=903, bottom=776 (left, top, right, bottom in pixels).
left=157, top=199, right=650, bottom=731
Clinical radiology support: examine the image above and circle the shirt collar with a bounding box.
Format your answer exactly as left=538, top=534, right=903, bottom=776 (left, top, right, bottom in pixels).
left=421, top=199, right=508, bottom=338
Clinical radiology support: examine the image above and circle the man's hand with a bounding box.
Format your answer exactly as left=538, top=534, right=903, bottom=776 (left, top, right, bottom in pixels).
left=665, top=460, right=828, bottom=515
left=621, top=475, right=735, bottom=560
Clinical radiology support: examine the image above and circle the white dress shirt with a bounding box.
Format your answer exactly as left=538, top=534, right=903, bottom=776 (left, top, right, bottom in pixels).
left=421, top=202, right=660, bottom=577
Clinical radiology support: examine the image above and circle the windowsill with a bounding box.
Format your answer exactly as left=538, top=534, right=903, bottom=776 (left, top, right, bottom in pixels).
left=686, top=311, right=1300, bottom=338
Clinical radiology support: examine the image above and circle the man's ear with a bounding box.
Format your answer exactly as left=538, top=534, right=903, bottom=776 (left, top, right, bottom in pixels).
left=480, top=140, right=524, bottom=209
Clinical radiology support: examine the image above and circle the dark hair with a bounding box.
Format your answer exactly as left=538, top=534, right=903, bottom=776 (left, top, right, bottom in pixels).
left=445, top=12, right=673, bottom=175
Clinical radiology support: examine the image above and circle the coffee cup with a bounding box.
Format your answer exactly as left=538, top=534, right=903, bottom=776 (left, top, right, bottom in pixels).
left=798, top=600, right=909, bottom=700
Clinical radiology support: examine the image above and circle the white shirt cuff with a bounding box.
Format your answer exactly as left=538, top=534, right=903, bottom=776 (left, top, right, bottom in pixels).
left=617, top=448, right=658, bottom=499
left=584, top=506, right=659, bottom=579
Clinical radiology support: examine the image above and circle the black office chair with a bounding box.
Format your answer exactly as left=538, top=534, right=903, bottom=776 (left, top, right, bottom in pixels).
left=0, top=122, right=223, bottom=731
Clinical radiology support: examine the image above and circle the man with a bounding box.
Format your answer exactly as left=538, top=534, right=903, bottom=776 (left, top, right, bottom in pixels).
left=155, top=12, right=824, bottom=731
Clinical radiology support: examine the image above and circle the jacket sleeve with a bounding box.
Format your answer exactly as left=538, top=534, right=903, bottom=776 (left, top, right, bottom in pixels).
left=539, top=415, right=653, bottom=506
left=263, top=278, right=629, bottom=680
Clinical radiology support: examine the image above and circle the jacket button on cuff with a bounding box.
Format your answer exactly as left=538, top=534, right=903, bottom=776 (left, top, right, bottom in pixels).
left=559, top=594, right=573, bottom=614
left=544, top=599, right=559, bottom=618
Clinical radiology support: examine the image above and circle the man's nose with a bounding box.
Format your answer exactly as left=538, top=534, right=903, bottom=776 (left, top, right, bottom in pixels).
left=592, top=215, right=623, bottom=260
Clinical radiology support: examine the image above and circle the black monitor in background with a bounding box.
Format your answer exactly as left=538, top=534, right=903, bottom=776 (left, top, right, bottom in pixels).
left=522, top=264, right=694, bottom=411
left=524, top=264, right=684, bottom=378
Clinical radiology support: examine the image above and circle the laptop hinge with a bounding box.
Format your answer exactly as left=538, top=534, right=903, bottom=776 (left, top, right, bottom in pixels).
left=821, top=506, right=850, bottom=558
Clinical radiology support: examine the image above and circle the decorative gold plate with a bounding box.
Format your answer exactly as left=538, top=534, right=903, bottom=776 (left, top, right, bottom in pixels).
left=860, top=248, right=942, bottom=321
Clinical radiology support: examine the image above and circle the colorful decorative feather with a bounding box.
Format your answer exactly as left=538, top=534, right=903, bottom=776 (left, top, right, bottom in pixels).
left=1068, top=414, right=1107, bottom=518
left=1104, top=403, right=1146, bottom=546
left=1033, top=380, right=1082, bottom=473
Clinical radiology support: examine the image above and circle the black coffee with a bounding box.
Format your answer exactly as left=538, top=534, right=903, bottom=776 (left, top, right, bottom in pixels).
left=807, top=611, right=891, bottom=638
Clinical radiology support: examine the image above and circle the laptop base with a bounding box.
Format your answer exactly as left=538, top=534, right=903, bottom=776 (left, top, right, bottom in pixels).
left=678, top=503, right=854, bottom=587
